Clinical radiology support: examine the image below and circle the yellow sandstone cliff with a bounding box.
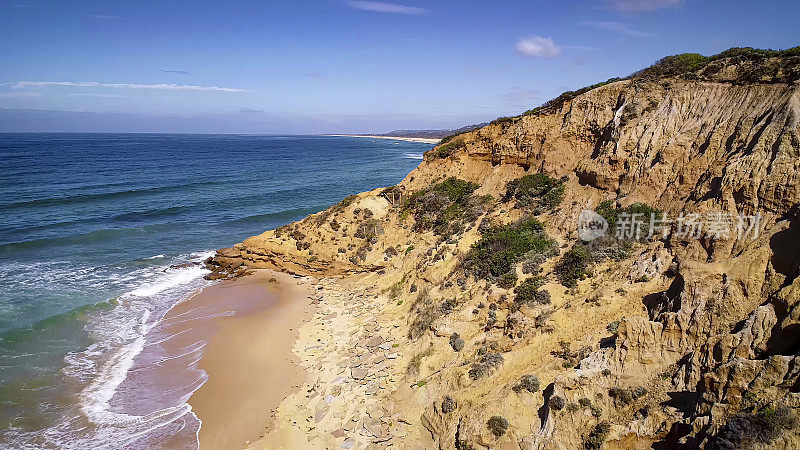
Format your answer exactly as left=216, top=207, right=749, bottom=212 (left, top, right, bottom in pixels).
left=208, top=48, right=800, bottom=449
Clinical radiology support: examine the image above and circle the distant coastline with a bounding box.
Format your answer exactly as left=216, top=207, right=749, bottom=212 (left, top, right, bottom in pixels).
left=324, top=134, right=441, bottom=144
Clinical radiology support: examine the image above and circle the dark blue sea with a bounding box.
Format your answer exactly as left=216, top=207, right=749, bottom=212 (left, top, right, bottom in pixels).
left=0, top=133, right=427, bottom=447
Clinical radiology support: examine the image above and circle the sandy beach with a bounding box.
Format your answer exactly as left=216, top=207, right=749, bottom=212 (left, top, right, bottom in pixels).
left=158, top=269, right=314, bottom=449
left=325, top=135, right=441, bottom=144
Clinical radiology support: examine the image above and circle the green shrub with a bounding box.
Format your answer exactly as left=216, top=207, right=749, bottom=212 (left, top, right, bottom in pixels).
left=514, top=276, right=544, bottom=300
left=638, top=53, right=710, bottom=79
left=503, top=174, right=565, bottom=213
left=634, top=47, right=800, bottom=81
left=632, top=386, right=648, bottom=399
left=549, top=395, right=566, bottom=410
left=497, top=272, right=518, bottom=289
left=714, top=406, right=798, bottom=449
left=428, top=140, right=465, bottom=159
left=464, top=217, right=553, bottom=282
left=401, top=177, right=487, bottom=239
left=524, top=78, right=622, bottom=117
left=609, top=387, right=634, bottom=406
left=522, top=252, right=547, bottom=274
left=516, top=46, right=800, bottom=123
left=450, top=333, right=465, bottom=352
left=596, top=201, right=660, bottom=237
left=555, top=245, right=591, bottom=287
left=595, top=200, right=620, bottom=227
left=512, top=375, right=540, bottom=394
left=584, top=421, right=611, bottom=449
left=487, top=415, right=509, bottom=437
left=455, top=440, right=475, bottom=450
left=433, top=177, right=478, bottom=202
left=469, top=353, right=504, bottom=380
left=490, top=116, right=517, bottom=127
left=566, top=403, right=580, bottom=412
left=512, top=276, right=549, bottom=311
left=586, top=236, right=632, bottom=261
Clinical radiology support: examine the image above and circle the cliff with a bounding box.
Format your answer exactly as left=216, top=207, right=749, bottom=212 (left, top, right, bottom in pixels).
left=209, top=47, right=800, bottom=449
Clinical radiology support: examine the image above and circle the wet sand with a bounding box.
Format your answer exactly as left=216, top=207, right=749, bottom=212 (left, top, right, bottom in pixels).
left=159, top=269, right=314, bottom=449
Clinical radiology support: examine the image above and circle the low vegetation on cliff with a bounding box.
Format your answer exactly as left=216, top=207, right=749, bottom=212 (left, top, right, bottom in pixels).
left=503, top=173, right=565, bottom=213
left=463, top=217, right=554, bottom=285
left=402, top=177, right=490, bottom=239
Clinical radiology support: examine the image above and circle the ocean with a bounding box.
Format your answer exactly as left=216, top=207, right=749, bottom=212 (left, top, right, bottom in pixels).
left=0, top=133, right=427, bottom=447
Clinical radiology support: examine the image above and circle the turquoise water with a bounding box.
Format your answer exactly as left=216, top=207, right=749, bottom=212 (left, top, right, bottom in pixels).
left=0, top=133, right=426, bottom=447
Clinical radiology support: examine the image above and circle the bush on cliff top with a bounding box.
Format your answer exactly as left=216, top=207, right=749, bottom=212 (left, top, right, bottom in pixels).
left=507, top=46, right=800, bottom=123
left=635, top=46, right=800, bottom=80
left=524, top=77, right=622, bottom=117
left=428, top=139, right=466, bottom=159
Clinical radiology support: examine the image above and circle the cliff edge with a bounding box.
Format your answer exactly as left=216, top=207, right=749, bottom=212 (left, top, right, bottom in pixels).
left=209, top=47, right=800, bottom=449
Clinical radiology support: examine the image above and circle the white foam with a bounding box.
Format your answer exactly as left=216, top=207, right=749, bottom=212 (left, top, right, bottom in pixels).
left=24, top=250, right=217, bottom=448
left=127, top=265, right=209, bottom=298
left=78, top=310, right=150, bottom=424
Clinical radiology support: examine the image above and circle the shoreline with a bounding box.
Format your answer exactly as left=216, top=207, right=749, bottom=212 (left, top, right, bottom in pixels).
left=324, top=134, right=441, bottom=144
left=160, top=269, right=315, bottom=448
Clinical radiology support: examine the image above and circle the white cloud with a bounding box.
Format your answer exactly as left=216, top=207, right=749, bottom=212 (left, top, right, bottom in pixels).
left=516, top=36, right=561, bottom=58
left=66, top=93, right=132, bottom=98
left=604, top=0, right=683, bottom=11
left=13, top=81, right=247, bottom=92
left=346, top=1, right=426, bottom=14
left=582, top=21, right=654, bottom=38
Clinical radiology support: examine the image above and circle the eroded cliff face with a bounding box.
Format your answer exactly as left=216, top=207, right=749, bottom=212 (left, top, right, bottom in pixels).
left=210, top=54, right=800, bottom=449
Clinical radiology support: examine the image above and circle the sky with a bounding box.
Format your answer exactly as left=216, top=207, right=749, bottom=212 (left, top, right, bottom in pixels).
left=0, top=0, right=798, bottom=134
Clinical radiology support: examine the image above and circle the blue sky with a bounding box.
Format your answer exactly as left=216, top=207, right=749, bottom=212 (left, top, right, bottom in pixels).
left=0, top=0, right=797, bottom=133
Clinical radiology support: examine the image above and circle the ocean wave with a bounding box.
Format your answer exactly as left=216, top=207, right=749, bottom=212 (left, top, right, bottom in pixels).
left=0, top=225, right=174, bottom=253
left=404, top=152, right=424, bottom=160
left=221, top=206, right=324, bottom=226
left=3, top=252, right=213, bottom=448
left=0, top=180, right=239, bottom=211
